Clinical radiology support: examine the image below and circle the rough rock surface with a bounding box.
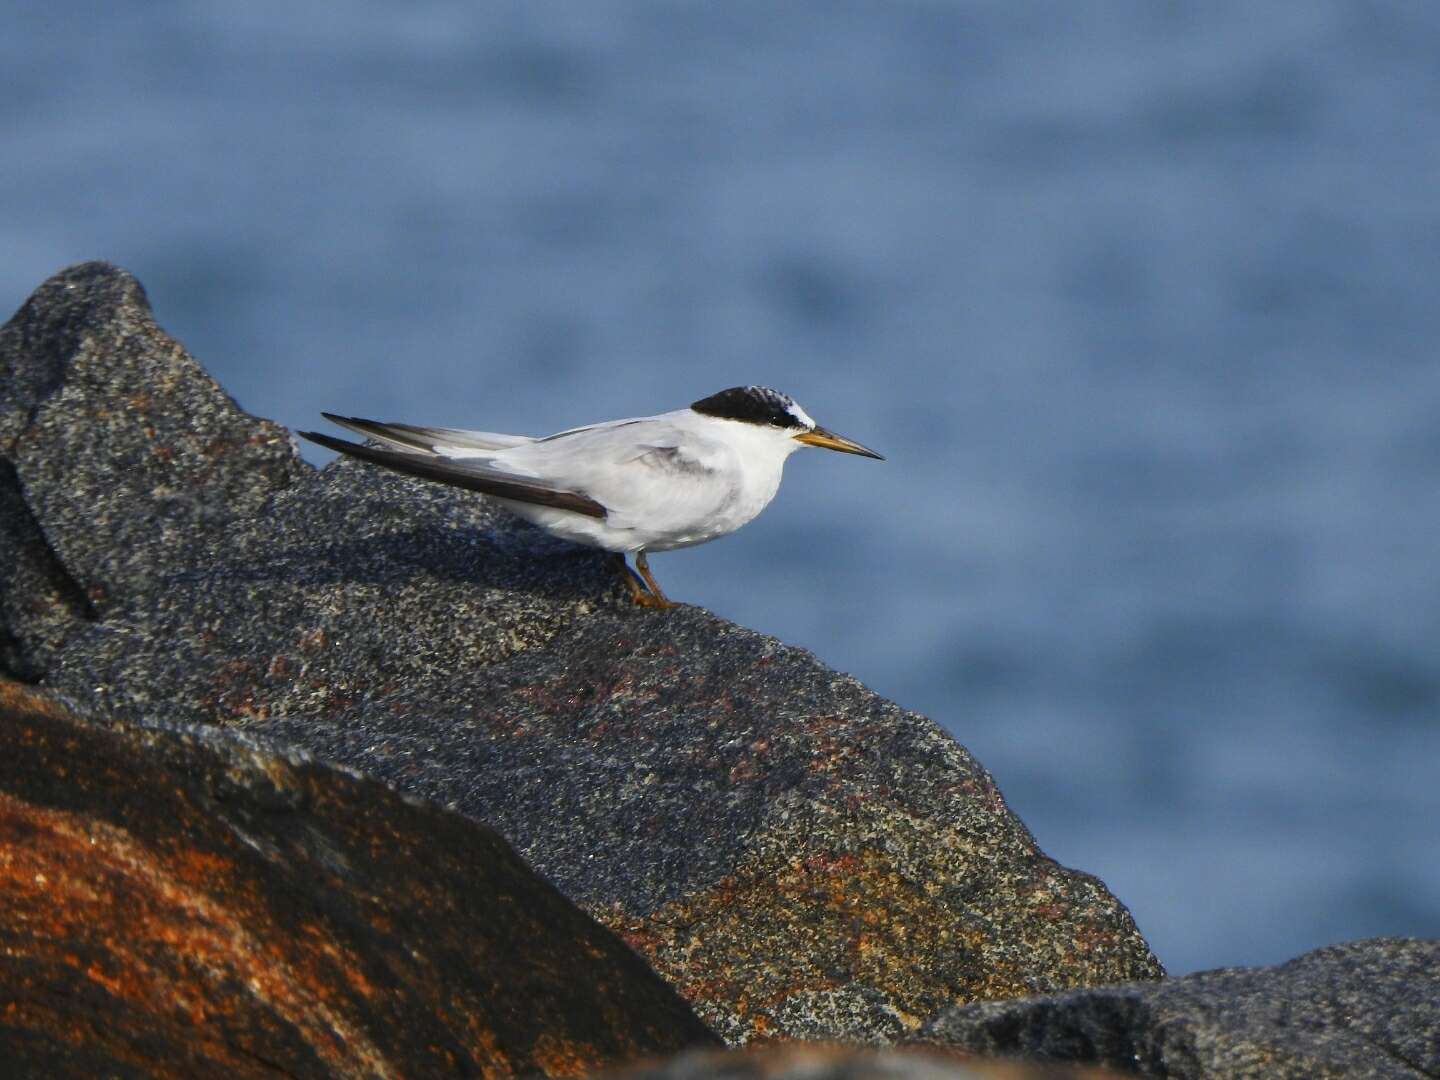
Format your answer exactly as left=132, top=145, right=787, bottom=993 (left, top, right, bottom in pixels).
left=916, top=938, right=1440, bottom=1079
left=0, top=678, right=717, bottom=1079
left=607, top=1044, right=1126, bottom=1080
left=1, top=262, right=1164, bottom=1044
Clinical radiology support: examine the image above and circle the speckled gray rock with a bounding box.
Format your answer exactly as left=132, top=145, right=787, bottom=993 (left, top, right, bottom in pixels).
left=0, top=262, right=305, bottom=606
left=915, top=939, right=1440, bottom=1079
left=1, top=263, right=1164, bottom=1044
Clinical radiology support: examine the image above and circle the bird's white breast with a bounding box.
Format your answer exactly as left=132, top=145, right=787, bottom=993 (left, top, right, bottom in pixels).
left=487, top=409, right=798, bottom=554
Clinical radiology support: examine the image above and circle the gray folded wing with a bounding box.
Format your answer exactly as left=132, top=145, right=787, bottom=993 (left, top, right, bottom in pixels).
left=299, top=430, right=607, bottom=518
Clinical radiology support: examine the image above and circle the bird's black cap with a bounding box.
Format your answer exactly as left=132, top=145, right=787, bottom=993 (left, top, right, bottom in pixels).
left=690, top=386, right=809, bottom=429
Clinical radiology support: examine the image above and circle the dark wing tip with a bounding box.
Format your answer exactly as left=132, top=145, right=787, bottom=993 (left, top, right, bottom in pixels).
left=296, top=428, right=607, bottom=519
left=298, top=429, right=348, bottom=452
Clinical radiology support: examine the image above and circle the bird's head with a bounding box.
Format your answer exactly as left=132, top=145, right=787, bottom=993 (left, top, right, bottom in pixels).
left=689, top=386, right=884, bottom=460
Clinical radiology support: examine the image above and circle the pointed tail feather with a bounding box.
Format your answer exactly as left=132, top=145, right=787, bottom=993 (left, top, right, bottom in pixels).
left=321, top=413, right=533, bottom=455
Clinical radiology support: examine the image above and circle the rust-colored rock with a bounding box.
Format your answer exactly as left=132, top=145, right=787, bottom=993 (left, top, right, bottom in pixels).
left=0, top=680, right=718, bottom=1078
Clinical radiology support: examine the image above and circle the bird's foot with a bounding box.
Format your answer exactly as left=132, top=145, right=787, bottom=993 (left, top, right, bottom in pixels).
left=630, top=591, right=677, bottom=610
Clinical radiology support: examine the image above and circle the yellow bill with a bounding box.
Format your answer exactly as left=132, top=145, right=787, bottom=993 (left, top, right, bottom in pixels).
left=794, top=427, right=884, bottom=459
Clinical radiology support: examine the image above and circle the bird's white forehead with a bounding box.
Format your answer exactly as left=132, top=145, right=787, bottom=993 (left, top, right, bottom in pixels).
left=785, top=400, right=816, bottom=429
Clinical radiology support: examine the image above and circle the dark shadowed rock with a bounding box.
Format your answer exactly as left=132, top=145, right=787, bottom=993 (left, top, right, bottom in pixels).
left=0, top=679, right=717, bottom=1079
left=1, top=262, right=1163, bottom=1044
left=0, top=457, right=94, bottom=681
left=605, top=1044, right=1127, bottom=1080
left=915, top=939, right=1440, bottom=1079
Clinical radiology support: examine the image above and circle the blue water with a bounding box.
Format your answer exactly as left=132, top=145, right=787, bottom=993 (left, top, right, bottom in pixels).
left=6, top=3, right=1439, bottom=977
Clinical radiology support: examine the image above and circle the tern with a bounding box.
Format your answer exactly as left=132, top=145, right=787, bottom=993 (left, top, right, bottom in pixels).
left=299, top=386, right=882, bottom=608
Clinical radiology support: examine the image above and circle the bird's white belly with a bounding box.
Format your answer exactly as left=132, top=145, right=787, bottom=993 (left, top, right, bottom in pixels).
left=642, top=486, right=770, bottom=551
left=495, top=453, right=784, bottom=554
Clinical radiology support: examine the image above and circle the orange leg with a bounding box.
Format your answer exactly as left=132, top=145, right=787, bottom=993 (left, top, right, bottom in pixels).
left=612, top=553, right=675, bottom=609
left=634, top=551, right=676, bottom=609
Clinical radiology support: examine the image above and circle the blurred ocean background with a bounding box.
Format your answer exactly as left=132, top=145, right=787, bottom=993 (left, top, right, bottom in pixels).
left=5, top=2, right=1438, bottom=977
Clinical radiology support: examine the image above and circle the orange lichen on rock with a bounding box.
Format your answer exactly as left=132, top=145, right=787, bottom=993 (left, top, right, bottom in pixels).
left=0, top=680, right=717, bottom=1077
left=606, top=807, right=1153, bottom=1046
left=0, top=791, right=381, bottom=1071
